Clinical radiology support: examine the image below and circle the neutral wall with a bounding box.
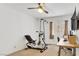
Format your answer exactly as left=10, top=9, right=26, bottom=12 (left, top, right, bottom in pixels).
left=0, top=4, right=38, bottom=55
left=43, top=15, right=72, bottom=44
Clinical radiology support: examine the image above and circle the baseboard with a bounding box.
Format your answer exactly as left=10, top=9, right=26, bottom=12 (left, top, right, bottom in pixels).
left=6, top=48, right=27, bottom=56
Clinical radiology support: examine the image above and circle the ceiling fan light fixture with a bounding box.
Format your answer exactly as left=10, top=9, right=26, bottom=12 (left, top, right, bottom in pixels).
left=38, top=8, right=43, bottom=13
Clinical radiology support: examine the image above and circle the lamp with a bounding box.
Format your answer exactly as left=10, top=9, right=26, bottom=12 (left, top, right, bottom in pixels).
left=38, top=8, right=43, bottom=13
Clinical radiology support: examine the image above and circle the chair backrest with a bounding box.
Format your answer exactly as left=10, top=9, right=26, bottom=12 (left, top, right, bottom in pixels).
left=57, top=37, right=60, bottom=42
left=25, top=35, right=34, bottom=43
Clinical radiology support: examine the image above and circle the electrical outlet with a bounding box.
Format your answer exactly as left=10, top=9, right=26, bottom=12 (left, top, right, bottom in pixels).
left=14, top=46, right=16, bottom=48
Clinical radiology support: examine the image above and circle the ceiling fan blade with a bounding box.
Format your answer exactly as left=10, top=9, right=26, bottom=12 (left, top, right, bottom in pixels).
left=43, top=9, right=48, bottom=14
left=27, top=7, right=38, bottom=9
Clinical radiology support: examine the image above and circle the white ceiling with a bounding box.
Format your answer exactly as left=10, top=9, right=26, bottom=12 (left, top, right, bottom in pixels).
left=3, top=3, right=79, bottom=18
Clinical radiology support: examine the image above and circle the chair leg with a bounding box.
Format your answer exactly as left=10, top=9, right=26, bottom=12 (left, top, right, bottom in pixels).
left=73, top=48, right=76, bottom=56
left=58, top=46, right=61, bottom=56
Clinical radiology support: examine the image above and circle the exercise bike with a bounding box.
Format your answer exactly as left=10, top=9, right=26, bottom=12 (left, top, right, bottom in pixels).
left=25, top=35, right=46, bottom=53
left=24, top=19, right=48, bottom=53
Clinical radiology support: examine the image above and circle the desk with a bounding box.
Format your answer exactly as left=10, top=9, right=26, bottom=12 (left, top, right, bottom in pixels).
left=57, top=38, right=79, bottom=56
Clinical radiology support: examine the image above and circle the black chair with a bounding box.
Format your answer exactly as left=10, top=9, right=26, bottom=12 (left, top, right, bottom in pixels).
left=57, top=37, right=60, bottom=42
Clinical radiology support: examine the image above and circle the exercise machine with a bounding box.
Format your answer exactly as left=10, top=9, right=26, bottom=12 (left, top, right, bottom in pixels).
left=25, top=35, right=47, bottom=53
left=24, top=19, right=48, bottom=53
left=36, top=19, right=48, bottom=49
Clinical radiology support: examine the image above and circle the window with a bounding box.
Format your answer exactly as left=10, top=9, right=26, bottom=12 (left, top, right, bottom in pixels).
left=49, top=22, right=54, bottom=39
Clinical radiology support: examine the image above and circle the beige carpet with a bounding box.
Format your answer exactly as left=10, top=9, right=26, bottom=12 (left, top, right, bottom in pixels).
left=9, top=44, right=72, bottom=56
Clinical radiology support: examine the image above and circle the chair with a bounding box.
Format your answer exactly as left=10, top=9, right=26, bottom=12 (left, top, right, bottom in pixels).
left=57, top=37, right=60, bottom=42
left=57, top=37, right=67, bottom=55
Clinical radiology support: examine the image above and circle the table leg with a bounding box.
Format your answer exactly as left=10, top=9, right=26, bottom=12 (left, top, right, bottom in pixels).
left=58, top=46, right=61, bottom=56
left=73, top=48, right=76, bottom=56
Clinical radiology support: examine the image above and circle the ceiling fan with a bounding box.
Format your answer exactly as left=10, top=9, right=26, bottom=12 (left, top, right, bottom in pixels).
left=27, top=3, right=48, bottom=14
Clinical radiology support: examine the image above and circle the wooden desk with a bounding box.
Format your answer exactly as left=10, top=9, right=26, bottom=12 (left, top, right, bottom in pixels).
left=57, top=38, right=79, bottom=56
